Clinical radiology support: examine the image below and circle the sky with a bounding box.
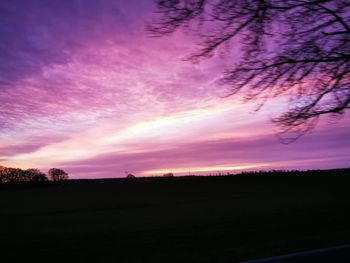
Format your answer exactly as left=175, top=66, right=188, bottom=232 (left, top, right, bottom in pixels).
left=0, top=0, right=349, bottom=178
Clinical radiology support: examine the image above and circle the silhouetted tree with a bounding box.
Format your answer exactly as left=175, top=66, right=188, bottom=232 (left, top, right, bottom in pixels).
left=149, top=0, right=350, bottom=139
left=3, top=167, right=23, bottom=183
left=163, top=172, right=174, bottom=177
left=126, top=173, right=136, bottom=179
left=25, top=168, right=48, bottom=182
left=0, top=165, right=5, bottom=183
left=48, top=168, right=69, bottom=181
left=125, top=173, right=137, bottom=182
left=0, top=166, right=48, bottom=183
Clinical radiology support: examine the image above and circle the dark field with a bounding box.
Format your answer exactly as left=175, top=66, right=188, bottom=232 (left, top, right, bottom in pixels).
left=1, top=170, right=350, bottom=262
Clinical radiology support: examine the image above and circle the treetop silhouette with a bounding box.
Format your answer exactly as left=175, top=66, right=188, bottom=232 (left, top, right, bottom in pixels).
left=149, top=0, right=350, bottom=140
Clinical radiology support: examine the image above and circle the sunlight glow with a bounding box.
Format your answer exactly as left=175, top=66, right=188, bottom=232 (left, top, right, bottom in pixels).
left=144, top=164, right=268, bottom=175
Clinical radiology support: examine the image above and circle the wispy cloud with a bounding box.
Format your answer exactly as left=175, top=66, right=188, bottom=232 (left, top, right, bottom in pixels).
left=0, top=0, right=349, bottom=178
left=53, top=125, right=350, bottom=178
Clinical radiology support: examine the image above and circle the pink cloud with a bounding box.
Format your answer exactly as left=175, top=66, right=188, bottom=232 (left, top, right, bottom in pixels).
left=1, top=1, right=349, bottom=178
left=57, top=123, right=350, bottom=178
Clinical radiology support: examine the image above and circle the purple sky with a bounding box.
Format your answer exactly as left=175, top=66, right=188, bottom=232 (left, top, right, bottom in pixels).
left=0, top=0, right=349, bottom=178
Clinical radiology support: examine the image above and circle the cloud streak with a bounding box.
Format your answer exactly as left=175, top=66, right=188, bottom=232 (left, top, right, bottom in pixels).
left=58, top=125, right=350, bottom=178
left=0, top=0, right=349, bottom=178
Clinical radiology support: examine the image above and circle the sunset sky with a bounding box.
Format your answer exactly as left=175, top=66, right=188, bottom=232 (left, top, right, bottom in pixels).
left=1, top=0, right=349, bottom=178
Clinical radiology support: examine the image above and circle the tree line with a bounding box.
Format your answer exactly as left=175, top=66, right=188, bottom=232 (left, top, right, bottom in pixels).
left=0, top=166, right=68, bottom=183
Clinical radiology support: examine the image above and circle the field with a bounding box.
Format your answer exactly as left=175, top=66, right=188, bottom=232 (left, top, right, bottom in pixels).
left=0, top=170, right=350, bottom=262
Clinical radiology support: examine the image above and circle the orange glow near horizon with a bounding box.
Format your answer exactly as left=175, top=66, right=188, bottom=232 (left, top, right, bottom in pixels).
left=143, top=164, right=268, bottom=175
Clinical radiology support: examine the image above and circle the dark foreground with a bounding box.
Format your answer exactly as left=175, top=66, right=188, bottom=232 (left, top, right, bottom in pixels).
left=242, top=244, right=350, bottom=262
left=0, top=169, right=350, bottom=263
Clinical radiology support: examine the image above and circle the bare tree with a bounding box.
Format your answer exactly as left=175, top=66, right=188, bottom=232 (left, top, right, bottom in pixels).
left=149, top=0, right=350, bottom=140
left=48, top=168, right=69, bottom=181
left=25, top=168, right=48, bottom=182
left=0, top=166, right=48, bottom=183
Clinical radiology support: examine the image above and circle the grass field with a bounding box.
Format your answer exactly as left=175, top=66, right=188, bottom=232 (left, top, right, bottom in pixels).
left=0, top=170, right=350, bottom=262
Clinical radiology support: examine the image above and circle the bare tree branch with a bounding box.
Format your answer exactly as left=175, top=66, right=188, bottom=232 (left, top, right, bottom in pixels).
left=149, top=0, right=350, bottom=140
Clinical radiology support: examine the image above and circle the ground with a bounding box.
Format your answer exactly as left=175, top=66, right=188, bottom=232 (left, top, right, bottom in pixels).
left=0, top=170, right=349, bottom=262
